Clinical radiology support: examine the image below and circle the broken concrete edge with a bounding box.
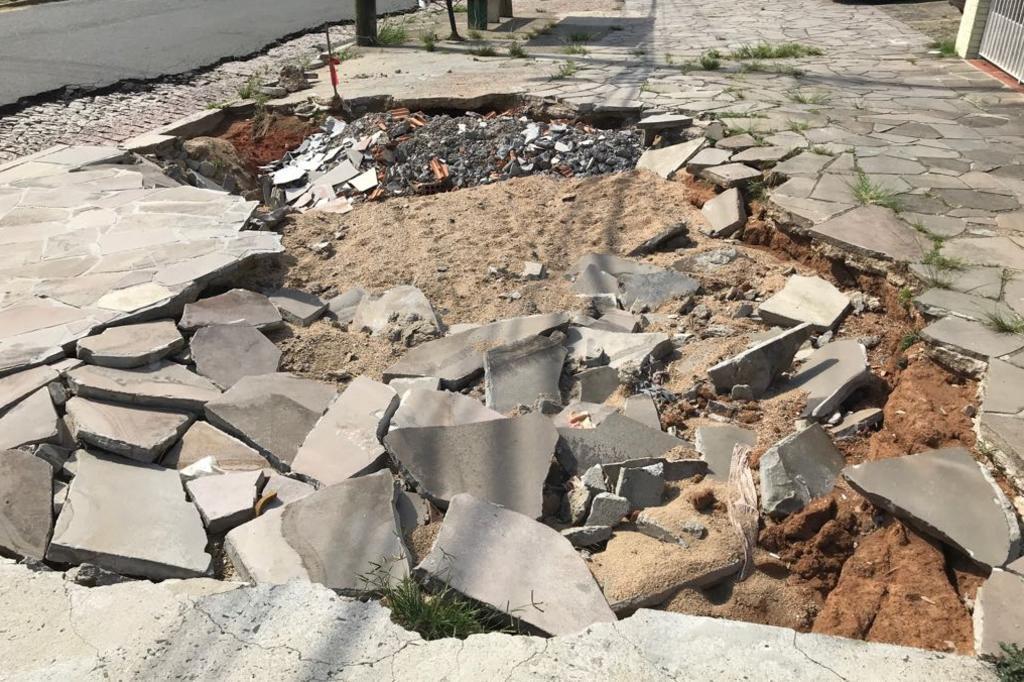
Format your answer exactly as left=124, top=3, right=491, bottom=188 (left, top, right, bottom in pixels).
left=843, top=459, right=1022, bottom=569
left=0, top=559, right=996, bottom=680
left=977, top=419, right=1024, bottom=493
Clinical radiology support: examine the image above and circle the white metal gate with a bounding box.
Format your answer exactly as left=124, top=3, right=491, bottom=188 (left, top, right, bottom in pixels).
left=980, top=0, right=1024, bottom=83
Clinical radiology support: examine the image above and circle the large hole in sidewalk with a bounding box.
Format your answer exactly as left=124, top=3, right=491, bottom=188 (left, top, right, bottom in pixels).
left=156, top=97, right=649, bottom=210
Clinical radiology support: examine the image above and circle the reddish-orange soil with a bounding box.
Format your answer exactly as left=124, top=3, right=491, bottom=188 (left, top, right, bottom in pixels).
left=218, top=114, right=315, bottom=173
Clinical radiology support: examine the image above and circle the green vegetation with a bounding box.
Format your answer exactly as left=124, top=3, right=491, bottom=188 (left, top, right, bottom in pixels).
left=376, top=20, right=409, bottom=46
left=470, top=43, right=498, bottom=57
left=508, top=40, right=528, bottom=58
left=568, top=31, right=592, bottom=43
left=729, top=41, right=823, bottom=60
left=421, top=31, right=439, bottom=52
left=236, top=73, right=265, bottom=100
left=787, top=120, right=810, bottom=133
left=809, top=145, right=834, bottom=156
left=552, top=60, right=579, bottom=79
left=453, top=2, right=467, bottom=11
left=898, top=286, right=914, bottom=307
left=333, top=46, right=359, bottom=62
left=899, top=330, right=921, bottom=351
left=930, top=38, right=957, bottom=58
left=996, top=642, right=1024, bottom=681
left=850, top=171, right=901, bottom=211
left=738, top=61, right=804, bottom=77
left=360, top=562, right=516, bottom=640
left=631, top=47, right=647, bottom=56
left=563, top=42, right=589, bottom=55
left=680, top=49, right=722, bottom=72
left=984, top=310, right=1024, bottom=335
left=206, top=100, right=232, bottom=110
left=788, top=89, right=829, bottom=105
left=468, top=29, right=483, bottom=41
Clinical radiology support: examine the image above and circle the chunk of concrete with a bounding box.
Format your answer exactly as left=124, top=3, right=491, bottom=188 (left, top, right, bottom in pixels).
left=576, top=365, right=620, bottom=403
left=47, top=450, right=211, bottom=579
left=0, top=388, right=59, bottom=450
left=562, top=525, right=613, bottom=547
left=66, top=396, right=192, bottom=463
left=636, top=138, right=706, bottom=179
left=186, top=470, right=264, bottom=534
left=76, top=320, right=185, bottom=368
left=701, top=188, right=747, bottom=238
left=572, top=264, right=620, bottom=297
left=636, top=113, right=693, bottom=131
left=352, top=286, right=439, bottom=335
left=383, top=313, right=568, bottom=389
left=325, top=287, right=366, bottom=327
left=190, top=324, right=281, bottom=389
left=0, top=448, right=53, bottom=560
left=551, top=401, right=619, bottom=428
left=0, top=365, right=59, bottom=413
left=707, top=323, right=814, bottom=397
left=387, top=376, right=441, bottom=395
left=830, top=408, right=883, bottom=440
left=179, top=289, right=283, bottom=331
left=694, top=424, right=758, bottom=481
left=226, top=470, right=408, bottom=593
left=261, top=472, right=315, bottom=509
left=162, top=420, right=269, bottom=471
left=569, top=254, right=661, bottom=278
left=700, top=163, right=761, bottom=188
left=615, top=464, right=665, bottom=509
left=758, top=276, right=850, bottom=332
left=623, top=394, right=660, bottom=429
left=484, top=335, right=566, bottom=413
left=922, top=316, right=1024, bottom=360
left=415, top=493, right=616, bottom=635
left=389, top=388, right=503, bottom=430
left=686, top=147, right=733, bottom=174
left=556, top=413, right=683, bottom=476
left=844, top=447, right=1021, bottom=568
left=760, top=424, right=845, bottom=518
left=67, top=361, right=222, bottom=412
left=291, top=376, right=400, bottom=486
left=810, top=205, right=928, bottom=263
left=587, top=492, right=630, bottom=526
left=786, top=340, right=871, bottom=419
left=973, top=569, right=1024, bottom=657
left=618, top=270, right=700, bottom=312
left=564, top=327, right=672, bottom=371
left=590, top=309, right=640, bottom=333
left=204, top=373, right=335, bottom=469
left=983, top=359, right=1024, bottom=415
left=384, top=413, right=557, bottom=518
left=268, top=288, right=327, bottom=327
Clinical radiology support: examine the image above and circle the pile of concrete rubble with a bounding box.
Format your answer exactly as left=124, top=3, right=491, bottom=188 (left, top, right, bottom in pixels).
left=261, top=109, right=642, bottom=210
left=1, top=228, right=1021, bottom=646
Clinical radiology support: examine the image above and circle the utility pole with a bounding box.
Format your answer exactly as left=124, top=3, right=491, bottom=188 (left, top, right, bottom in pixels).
left=355, top=0, right=377, bottom=46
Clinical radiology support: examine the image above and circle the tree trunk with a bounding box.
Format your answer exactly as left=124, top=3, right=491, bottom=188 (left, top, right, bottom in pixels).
left=444, top=0, right=462, bottom=41
left=356, top=0, right=377, bottom=46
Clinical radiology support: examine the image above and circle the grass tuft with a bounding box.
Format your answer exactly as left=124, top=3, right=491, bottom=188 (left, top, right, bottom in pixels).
left=568, top=31, right=592, bottom=42
left=563, top=42, right=588, bottom=55
left=468, top=29, right=483, bottom=41
left=787, top=120, right=810, bottom=133
left=469, top=43, right=498, bottom=57
left=738, top=61, right=804, bottom=77
left=850, top=171, right=900, bottom=211
left=930, top=38, right=957, bottom=58
left=788, top=89, right=829, bottom=105
left=984, top=310, right=1024, bottom=335
left=236, top=73, right=265, bottom=100
left=421, top=31, right=439, bottom=52
left=360, top=561, right=517, bottom=641
left=376, top=20, right=409, bottom=46
left=729, top=41, right=823, bottom=60
left=508, top=40, right=528, bottom=58
left=551, top=60, right=578, bottom=79
left=899, top=330, right=921, bottom=351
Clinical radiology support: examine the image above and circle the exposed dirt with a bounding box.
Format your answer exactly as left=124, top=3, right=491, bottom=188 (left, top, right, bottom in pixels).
left=217, top=113, right=315, bottom=174
left=812, top=522, right=975, bottom=654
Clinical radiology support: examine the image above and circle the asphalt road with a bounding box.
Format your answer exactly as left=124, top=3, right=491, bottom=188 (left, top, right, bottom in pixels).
left=0, top=0, right=415, bottom=107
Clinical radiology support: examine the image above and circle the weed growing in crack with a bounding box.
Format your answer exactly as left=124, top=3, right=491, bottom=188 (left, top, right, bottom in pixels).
left=680, top=50, right=721, bottom=72
left=899, top=330, right=921, bottom=351
left=376, top=20, right=409, bottom=46
left=569, top=31, right=592, bottom=43
left=206, top=100, right=231, bottom=110
left=507, top=40, right=528, bottom=58
left=551, top=60, right=578, bottom=79
left=421, top=31, right=439, bottom=51
left=788, top=89, right=829, bottom=105
left=738, top=61, right=805, bottom=77
left=236, top=73, right=265, bottom=100
left=563, top=42, right=589, bottom=55
left=470, top=43, right=498, bottom=57
left=359, top=560, right=518, bottom=640
left=809, top=145, right=834, bottom=156
left=850, top=172, right=900, bottom=211
left=898, top=286, right=914, bottom=307
left=333, top=46, right=359, bottom=62
left=729, top=41, right=824, bottom=59
left=787, top=120, right=810, bottom=132
left=468, top=29, right=483, bottom=41
left=930, top=38, right=957, bottom=58
left=984, top=310, right=1024, bottom=335
left=922, top=243, right=965, bottom=272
